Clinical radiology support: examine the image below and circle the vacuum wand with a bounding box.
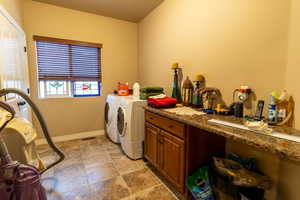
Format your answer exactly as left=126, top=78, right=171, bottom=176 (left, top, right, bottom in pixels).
left=0, top=88, right=65, bottom=174
left=0, top=136, right=13, bottom=165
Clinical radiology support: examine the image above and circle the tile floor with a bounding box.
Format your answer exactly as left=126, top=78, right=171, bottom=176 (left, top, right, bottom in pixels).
left=37, top=135, right=179, bottom=200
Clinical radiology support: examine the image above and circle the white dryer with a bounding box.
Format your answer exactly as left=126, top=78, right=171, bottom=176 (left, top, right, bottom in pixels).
left=117, top=97, right=146, bottom=159
left=105, top=94, right=123, bottom=144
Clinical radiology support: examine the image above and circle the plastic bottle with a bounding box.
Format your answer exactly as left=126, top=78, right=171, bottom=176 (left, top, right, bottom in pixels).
left=133, top=82, right=140, bottom=100
left=117, top=82, right=129, bottom=96
left=268, top=94, right=277, bottom=123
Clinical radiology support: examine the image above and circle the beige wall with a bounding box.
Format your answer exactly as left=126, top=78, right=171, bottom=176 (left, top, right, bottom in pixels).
left=277, top=0, right=300, bottom=199
left=138, top=0, right=290, bottom=116
left=138, top=1, right=294, bottom=200
left=22, top=0, right=138, bottom=137
left=0, top=0, right=23, bottom=26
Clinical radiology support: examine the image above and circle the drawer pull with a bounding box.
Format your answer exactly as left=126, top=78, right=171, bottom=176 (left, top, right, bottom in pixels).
left=168, top=125, right=174, bottom=128
left=158, top=135, right=163, bottom=144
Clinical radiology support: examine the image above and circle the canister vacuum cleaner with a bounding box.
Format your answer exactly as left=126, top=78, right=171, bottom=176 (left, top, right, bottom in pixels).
left=0, top=88, right=65, bottom=200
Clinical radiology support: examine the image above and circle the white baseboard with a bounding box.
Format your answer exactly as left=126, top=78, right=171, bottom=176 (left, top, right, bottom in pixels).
left=36, top=130, right=105, bottom=146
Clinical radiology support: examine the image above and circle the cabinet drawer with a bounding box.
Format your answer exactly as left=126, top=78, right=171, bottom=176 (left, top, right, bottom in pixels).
left=145, top=111, right=185, bottom=139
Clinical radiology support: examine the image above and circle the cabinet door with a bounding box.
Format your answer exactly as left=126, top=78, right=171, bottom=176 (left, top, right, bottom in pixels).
left=159, top=130, right=185, bottom=193
left=144, top=123, right=159, bottom=167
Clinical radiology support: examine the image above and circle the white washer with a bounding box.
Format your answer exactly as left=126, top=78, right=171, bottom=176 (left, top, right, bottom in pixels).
left=105, top=94, right=123, bottom=143
left=117, top=97, right=146, bottom=159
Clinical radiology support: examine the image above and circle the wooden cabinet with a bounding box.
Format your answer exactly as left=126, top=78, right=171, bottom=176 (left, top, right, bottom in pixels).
left=145, top=111, right=185, bottom=139
left=145, top=112, right=186, bottom=193
left=159, top=130, right=185, bottom=193
left=144, top=123, right=159, bottom=167
left=144, top=111, right=226, bottom=197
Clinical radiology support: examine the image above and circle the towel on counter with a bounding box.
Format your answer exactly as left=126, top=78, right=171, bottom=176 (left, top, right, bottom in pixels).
left=148, top=97, right=177, bottom=108
left=140, top=87, right=164, bottom=93
left=148, top=94, right=167, bottom=99
left=140, top=92, right=164, bottom=100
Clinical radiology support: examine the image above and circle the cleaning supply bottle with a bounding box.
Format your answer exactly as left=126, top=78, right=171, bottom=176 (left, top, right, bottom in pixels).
left=268, top=93, right=277, bottom=124
left=117, top=82, right=129, bottom=96
left=133, top=82, right=140, bottom=100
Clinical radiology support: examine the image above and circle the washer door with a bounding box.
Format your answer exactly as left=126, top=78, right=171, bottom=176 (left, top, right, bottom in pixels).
left=104, top=102, right=111, bottom=126
left=117, top=107, right=126, bottom=137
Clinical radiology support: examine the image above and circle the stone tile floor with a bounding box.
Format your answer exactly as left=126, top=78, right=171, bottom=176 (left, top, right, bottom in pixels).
left=37, top=135, right=178, bottom=200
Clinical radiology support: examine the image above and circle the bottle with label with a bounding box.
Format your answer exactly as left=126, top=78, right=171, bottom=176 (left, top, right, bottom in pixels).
left=117, top=82, right=129, bottom=96
left=268, top=95, right=277, bottom=124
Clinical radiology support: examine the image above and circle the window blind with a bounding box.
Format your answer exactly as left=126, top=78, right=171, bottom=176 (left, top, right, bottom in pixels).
left=34, top=36, right=102, bottom=81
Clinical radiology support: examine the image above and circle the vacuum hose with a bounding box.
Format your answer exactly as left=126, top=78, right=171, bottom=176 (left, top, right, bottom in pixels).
left=0, top=88, right=65, bottom=174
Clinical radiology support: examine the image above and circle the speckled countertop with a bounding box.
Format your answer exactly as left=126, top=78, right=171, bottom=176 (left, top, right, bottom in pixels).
left=144, top=106, right=300, bottom=163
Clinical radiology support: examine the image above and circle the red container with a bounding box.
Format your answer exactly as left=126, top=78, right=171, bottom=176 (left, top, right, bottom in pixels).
left=117, top=83, right=129, bottom=96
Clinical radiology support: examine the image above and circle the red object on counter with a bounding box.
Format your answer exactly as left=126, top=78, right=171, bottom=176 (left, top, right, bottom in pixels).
left=148, top=97, right=177, bottom=108
left=117, top=83, right=129, bottom=96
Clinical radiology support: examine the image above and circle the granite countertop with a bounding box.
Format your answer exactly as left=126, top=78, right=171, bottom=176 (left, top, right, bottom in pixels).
left=144, top=106, right=300, bottom=163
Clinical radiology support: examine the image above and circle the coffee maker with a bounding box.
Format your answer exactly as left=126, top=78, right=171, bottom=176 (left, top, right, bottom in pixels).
left=231, top=86, right=252, bottom=118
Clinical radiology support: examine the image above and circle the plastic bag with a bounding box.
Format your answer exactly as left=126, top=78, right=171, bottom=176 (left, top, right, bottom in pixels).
left=187, top=166, right=214, bottom=200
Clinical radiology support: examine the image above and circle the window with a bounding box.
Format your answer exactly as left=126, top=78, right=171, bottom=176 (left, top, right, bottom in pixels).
left=33, top=36, right=102, bottom=98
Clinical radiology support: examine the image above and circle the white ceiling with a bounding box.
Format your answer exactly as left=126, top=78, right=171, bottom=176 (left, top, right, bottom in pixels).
left=33, top=0, right=164, bottom=22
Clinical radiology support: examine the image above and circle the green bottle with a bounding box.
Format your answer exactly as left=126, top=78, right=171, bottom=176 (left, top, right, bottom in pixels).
left=172, top=68, right=182, bottom=103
